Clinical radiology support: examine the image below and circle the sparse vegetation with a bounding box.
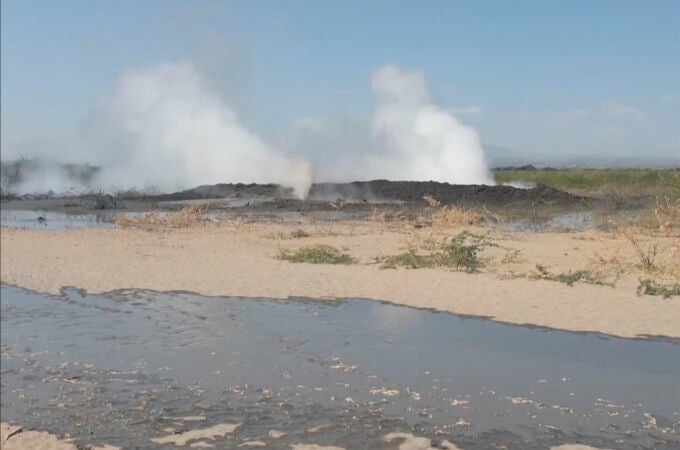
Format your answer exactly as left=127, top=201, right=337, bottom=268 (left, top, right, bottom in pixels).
left=114, top=204, right=208, bottom=228
left=637, top=279, right=680, bottom=298
left=494, top=168, right=680, bottom=199
left=290, top=228, right=310, bottom=238
left=533, top=264, right=609, bottom=287
left=501, top=248, right=524, bottom=264
left=649, top=196, right=680, bottom=233
left=423, top=195, right=482, bottom=227
left=328, top=200, right=351, bottom=233
left=279, top=244, right=356, bottom=265
left=378, top=231, right=494, bottom=272
left=621, top=227, right=657, bottom=271
left=379, top=250, right=431, bottom=269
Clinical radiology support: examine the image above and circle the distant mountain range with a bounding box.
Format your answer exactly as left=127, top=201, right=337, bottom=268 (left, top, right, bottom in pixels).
left=483, top=144, right=680, bottom=169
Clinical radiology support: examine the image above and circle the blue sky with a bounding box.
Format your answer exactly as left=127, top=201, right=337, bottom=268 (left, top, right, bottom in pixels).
left=2, top=0, right=679, bottom=164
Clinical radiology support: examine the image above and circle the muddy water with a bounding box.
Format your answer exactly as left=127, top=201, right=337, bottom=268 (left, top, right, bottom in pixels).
left=0, top=210, right=116, bottom=230
left=1, top=286, right=678, bottom=449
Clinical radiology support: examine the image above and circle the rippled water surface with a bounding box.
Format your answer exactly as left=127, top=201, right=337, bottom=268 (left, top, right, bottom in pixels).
left=1, top=286, right=678, bottom=449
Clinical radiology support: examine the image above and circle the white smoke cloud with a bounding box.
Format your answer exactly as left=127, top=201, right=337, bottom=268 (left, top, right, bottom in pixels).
left=3, top=63, right=493, bottom=196
left=366, top=65, right=493, bottom=185
left=282, top=65, right=493, bottom=186
left=86, top=62, right=313, bottom=197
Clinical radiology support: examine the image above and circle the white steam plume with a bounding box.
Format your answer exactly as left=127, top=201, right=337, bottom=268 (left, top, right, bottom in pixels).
left=88, top=62, right=312, bottom=197
left=366, top=65, right=493, bottom=184
left=283, top=65, right=493, bottom=185
left=3, top=63, right=492, bottom=196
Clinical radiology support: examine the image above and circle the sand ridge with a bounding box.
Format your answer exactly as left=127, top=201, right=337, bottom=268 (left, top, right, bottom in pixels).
left=1, top=223, right=678, bottom=338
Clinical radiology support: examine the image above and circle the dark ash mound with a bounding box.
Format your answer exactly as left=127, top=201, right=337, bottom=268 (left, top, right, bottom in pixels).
left=153, top=180, right=583, bottom=207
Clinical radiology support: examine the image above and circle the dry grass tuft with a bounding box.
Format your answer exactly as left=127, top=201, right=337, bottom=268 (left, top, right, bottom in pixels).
left=115, top=204, right=208, bottom=229
left=424, top=196, right=482, bottom=228
left=114, top=210, right=163, bottom=228
left=651, top=197, right=680, bottom=234
left=620, top=227, right=658, bottom=271
left=167, top=204, right=208, bottom=227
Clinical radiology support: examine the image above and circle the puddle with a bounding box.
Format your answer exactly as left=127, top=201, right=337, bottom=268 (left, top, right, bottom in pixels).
left=500, top=212, right=599, bottom=233
left=0, top=210, right=117, bottom=230
left=0, top=209, right=226, bottom=231
left=1, top=286, right=678, bottom=449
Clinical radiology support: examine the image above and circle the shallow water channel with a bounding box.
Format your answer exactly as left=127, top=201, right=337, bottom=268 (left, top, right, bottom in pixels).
left=1, top=286, right=678, bottom=449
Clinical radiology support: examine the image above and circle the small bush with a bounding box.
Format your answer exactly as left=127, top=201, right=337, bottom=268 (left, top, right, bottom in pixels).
left=621, top=227, right=657, bottom=271
left=381, top=250, right=432, bottom=269
left=423, top=196, right=483, bottom=227
left=167, top=204, right=208, bottom=227
left=534, top=264, right=609, bottom=287
left=379, top=231, right=493, bottom=272
left=637, top=279, right=680, bottom=298
left=651, top=196, right=680, bottom=233
left=290, top=228, right=310, bottom=238
left=279, top=245, right=356, bottom=265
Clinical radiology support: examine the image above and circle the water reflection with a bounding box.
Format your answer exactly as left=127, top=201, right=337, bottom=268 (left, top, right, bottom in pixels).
left=1, top=286, right=678, bottom=449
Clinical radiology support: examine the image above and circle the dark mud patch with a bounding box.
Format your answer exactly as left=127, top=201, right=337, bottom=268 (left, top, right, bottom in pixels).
left=1, top=180, right=593, bottom=231
left=155, top=180, right=585, bottom=207
left=1, top=286, right=678, bottom=449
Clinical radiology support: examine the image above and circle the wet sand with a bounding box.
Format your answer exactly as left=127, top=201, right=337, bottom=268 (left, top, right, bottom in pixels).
left=0, top=423, right=614, bottom=450
left=1, top=222, right=678, bottom=338
left=0, top=423, right=119, bottom=450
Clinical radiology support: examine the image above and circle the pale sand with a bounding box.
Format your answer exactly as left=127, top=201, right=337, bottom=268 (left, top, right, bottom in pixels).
left=550, top=446, right=612, bottom=450
left=149, top=422, right=240, bottom=446
left=1, top=223, right=678, bottom=338
left=383, top=431, right=462, bottom=449
left=290, top=445, right=346, bottom=450
left=0, top=422, right=612, bottom=450
left=0, top=423, right=119, bottom=450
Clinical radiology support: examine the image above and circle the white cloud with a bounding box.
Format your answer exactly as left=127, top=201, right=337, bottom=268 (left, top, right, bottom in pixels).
left=602, top=101, right=646, bottom=119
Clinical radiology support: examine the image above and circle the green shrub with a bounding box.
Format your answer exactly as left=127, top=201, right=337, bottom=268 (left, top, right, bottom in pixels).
left=279, top=244, right=356, bottom=265
left=637, top=279, right=680, bottom=298
left=380, top=231, right=493, bottom=272
left=534, top=264, right=609, bottom=287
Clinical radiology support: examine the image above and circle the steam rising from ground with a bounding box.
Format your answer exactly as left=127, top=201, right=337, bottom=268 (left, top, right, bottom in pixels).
left=1, top=64, right=493, bottom=197
left=93, top=63, right=313, bottom=198
left=284, top=66, right=493, bottom=185
left=368, top=66, right=493, bottom=184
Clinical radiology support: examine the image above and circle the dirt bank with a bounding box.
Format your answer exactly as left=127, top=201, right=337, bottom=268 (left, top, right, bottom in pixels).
left=1, top=221, right=678, bottom=339
left=0, top=179, right=589, bottom=216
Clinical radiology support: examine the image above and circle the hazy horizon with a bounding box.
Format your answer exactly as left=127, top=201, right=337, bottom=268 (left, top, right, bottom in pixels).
left=2, top=1, right=678, bottom=194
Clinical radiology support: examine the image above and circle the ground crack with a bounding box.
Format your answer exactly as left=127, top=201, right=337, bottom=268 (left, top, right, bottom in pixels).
left=5, top=425, right=24, bottom=441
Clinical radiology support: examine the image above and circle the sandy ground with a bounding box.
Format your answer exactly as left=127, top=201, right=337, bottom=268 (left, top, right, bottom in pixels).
left=0, top=422, right=613, bottom=450
left=0, top=422, right=119, bottom=450
left=1, top=220, right=678, bottom=339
